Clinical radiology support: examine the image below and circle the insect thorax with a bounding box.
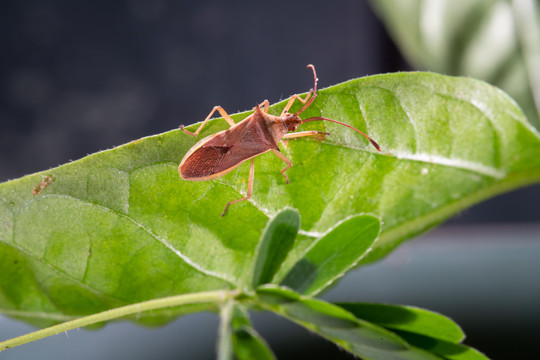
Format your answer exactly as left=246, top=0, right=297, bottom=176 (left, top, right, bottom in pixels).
left=283, top=113, right=302, bottom=132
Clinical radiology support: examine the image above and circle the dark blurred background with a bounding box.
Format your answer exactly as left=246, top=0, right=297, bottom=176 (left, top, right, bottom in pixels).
left=0, top=0, right=402, bottom=181
left=0, top=0, right=538, bottom=359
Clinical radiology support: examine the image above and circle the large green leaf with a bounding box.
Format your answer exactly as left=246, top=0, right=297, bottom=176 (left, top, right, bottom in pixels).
left=370, top=0, right=540, bottom=129
left=1, top=72, right=540, bottom=326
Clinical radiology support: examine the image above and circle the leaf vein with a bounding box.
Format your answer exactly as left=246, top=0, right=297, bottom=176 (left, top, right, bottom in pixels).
left=0, top=237, right=127, bottom=305
left=317, top=141, right=506, bottom=179
left=89, top=200, right=238, bottom=285
left=19, top=194, right=237, bottom=286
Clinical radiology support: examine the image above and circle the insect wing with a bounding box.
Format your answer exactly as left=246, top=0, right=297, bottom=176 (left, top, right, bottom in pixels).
left=179, top=117, right=276, bottom=180
left=180, top=144, right=233, bottom=179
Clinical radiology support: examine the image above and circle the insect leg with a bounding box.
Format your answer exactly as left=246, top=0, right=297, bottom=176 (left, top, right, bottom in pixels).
left=259, top=100, right=270, bottom=113
left=181, top=106, right=236, bottom=136
left=282, top=130, right=330, bottom=141
left=280, top=91, right=313, bottom=116
left=221, top=159, right=255, bottom=217
left=271, top=149, right=292, bottom=184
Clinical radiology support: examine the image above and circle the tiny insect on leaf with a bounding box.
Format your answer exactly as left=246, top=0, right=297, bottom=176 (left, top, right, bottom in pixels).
left=178, top=65, right=381, bottom=216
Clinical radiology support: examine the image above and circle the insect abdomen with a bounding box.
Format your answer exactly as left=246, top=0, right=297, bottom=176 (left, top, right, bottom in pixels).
left=179, top=145, right=232, bottom=179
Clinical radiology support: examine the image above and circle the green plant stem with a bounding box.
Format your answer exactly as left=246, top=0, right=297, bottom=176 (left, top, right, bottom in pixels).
left=0, top=289, right=240, bottom=352
left=217, top=300, right=234, bottom=360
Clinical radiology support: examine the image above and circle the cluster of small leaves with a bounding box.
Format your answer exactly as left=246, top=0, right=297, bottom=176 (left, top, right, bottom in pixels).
left=225, top=208, right=487, bottom=360
left=1, top=72, right=540, bottom=359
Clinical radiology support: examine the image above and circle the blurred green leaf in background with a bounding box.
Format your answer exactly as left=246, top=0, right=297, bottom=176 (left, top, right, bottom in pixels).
left=370, top=0, right=540, bottom=130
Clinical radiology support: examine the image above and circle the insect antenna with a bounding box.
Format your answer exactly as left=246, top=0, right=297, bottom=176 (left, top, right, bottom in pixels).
left=295, top=64, right=319, bottom=116
left=300, top=116, right=381, bottom=151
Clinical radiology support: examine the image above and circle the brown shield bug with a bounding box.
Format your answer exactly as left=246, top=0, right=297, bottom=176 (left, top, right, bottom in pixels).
left=179, top=65, right=381, bottom=216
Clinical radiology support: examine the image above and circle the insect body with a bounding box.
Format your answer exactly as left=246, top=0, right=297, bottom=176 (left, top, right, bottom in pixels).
left=179, top=65, right=381, bottom=216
